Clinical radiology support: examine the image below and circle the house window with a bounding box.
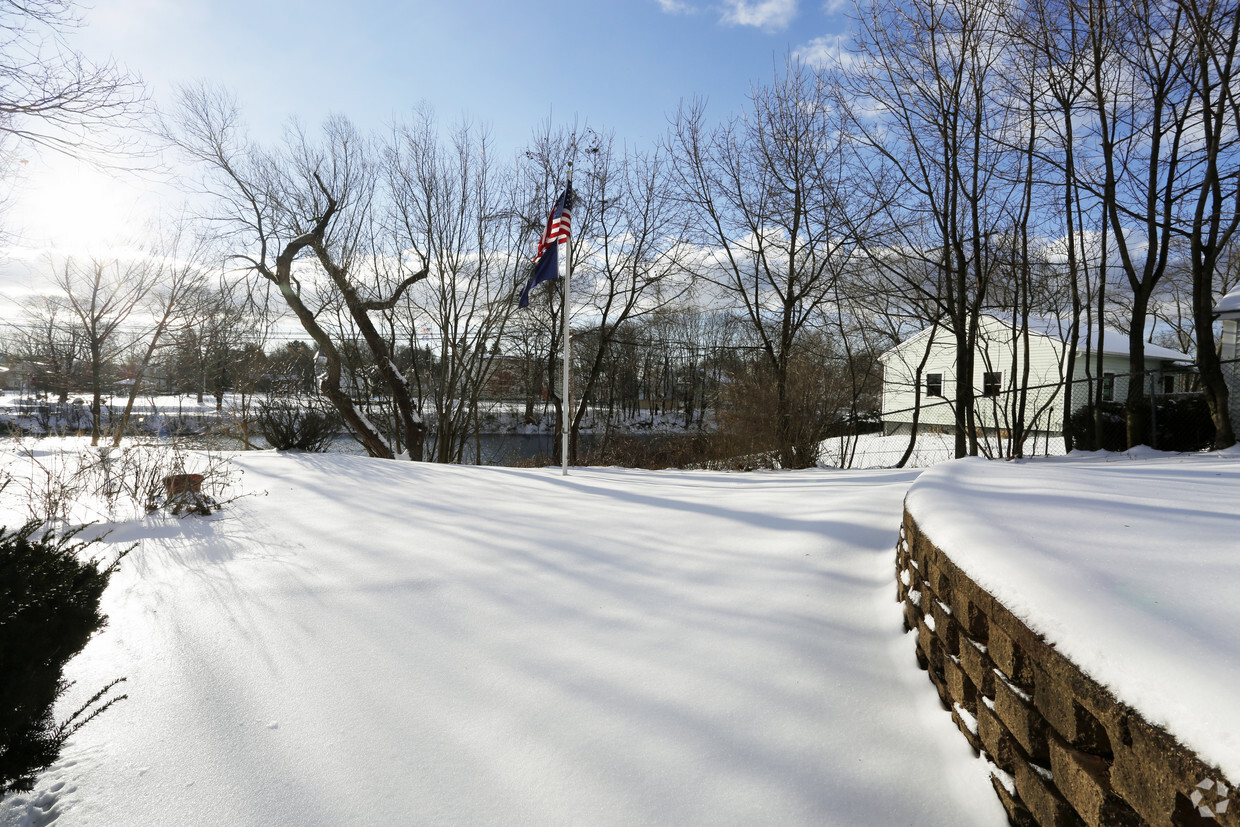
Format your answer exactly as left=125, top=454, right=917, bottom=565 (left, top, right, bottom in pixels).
left=1162, top=374, right=1175, bottom=394
left=982, top=371, right=1002, bottom=398
left=925, top=373, right=943, bottom=397
left=1102, top=372, right=1115, bottom=402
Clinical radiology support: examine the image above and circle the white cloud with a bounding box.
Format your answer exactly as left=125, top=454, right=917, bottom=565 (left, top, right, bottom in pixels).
left=653, top=0, right=799, bottom=31
left=794, top=33, right=855, bottom=69
left=720, top=0, right=798, bottom=30
left=655, top=0, right=698, bottom=13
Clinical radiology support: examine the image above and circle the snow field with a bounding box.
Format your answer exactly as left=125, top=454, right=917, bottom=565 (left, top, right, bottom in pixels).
left=0, top=452, right=1005, bottom=826
left=817, top=431, right=1067, bottom=470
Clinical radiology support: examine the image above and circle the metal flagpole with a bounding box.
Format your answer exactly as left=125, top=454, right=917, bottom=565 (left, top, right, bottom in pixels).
left=561, top=161, right=573, bottom=477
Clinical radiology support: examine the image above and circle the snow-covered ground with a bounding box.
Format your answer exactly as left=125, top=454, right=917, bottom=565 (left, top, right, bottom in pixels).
left=0, top=392, right=710, bottom=438
left=0, top=393, right=232, bottom=440
left=818, top=431, right=1067, bottom=470
left=906, top=447, right=1240, bottom=783
left=0, top=450, right=1005, bottom=826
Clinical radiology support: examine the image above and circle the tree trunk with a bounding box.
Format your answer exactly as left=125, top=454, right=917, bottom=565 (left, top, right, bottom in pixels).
left=1125, top=290, right=1152, bottom=448
left=953, top=324, right=971, bottom=459
left=89, top=344, right=103, bottom=446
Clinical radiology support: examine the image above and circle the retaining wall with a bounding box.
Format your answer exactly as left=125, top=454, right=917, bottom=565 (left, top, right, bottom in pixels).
left=896, top=510, right=1236, bottom=827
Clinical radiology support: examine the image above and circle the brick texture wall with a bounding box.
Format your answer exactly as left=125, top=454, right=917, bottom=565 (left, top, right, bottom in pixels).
left=896, top=510, right=1236, bottom=826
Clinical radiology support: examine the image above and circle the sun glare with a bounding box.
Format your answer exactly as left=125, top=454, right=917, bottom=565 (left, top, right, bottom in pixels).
left=12, top=153, right=157, bottom=254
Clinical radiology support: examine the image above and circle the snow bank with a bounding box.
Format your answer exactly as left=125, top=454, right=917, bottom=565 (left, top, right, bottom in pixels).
left=905, top=449, right=1240, bottom=782
left=0, top=452, right=1004, bottom=826
left=819, top=431, right=1066, bottom=470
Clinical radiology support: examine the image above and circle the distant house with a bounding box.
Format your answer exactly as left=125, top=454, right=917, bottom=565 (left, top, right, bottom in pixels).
left=1213, top=287, right=1240, bottom=434
left=0, top=360, right=48, bottom=394
left=480, top=353, right=544, bottom=402
left=879, top=315, right=1193, bottom=437
left=115, top=363, right=176, bottom=396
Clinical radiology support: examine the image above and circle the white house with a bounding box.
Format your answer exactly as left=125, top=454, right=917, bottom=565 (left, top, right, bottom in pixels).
left=879, top=315, right=1193, bottom=437
left=1214, top=286, right=1240, bottom=433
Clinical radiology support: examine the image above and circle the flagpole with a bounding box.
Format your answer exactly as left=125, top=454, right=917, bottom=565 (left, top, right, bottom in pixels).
left=561, top=161, right=573, bottom=477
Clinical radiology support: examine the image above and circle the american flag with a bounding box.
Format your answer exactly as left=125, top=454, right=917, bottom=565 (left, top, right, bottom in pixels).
left=533, top=185, right=574, bottom=262
left=518, top=184, right=575, bottom=308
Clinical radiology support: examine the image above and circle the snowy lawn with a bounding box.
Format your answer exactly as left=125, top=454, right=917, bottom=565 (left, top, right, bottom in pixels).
left=0, top=452, right=1005, bottom=826
left=906, top=448, right=1240, bottom=783
left=818, top=431, right=1066, bottom=470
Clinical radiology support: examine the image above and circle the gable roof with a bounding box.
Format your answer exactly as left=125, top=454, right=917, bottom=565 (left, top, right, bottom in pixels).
left=1215, top=287, right=1240, bottom=318
left=881, top=314, right=1192, bottom=363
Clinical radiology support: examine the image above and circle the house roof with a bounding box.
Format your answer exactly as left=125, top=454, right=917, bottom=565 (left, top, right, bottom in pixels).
left=881, top=314, right=1192, bottom=363
left=1215, top=286, right=1240, bottom=318
left=1080, top=329, right=1191, bottom=362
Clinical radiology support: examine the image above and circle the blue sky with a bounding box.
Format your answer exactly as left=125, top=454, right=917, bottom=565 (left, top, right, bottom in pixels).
left=76, top=0, right=850, bottom=151
left=0, top=0, right=851, bottom=303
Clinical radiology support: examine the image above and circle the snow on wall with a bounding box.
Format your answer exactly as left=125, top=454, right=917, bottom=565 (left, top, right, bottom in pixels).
left=897, top=452, right=1240, bottom=825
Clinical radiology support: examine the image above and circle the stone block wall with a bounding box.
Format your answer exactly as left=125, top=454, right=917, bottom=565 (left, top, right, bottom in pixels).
left=896, top=510, right=1236, bottom=826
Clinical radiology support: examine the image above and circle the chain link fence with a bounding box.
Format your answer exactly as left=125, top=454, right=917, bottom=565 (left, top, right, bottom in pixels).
left=1223, top=358, right=1240, bottom=435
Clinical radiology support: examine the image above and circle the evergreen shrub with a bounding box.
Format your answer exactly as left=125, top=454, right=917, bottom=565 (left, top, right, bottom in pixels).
left=1068, top=393, right=1214, bottom=452
left=0, top=522, right=129, bottom=796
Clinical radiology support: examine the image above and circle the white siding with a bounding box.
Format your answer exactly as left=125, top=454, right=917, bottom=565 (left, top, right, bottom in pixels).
left=1218, top=319, right=1240, bottom=434
left=880, top=316, right=1192, bottom=436
left=1222, top=319, right=1239, bottom=362
left=881, top=317, right=1071, bottom=434
left=880, top=324, right=961, bottom=433
left=1067, top=353, right=1146, bottom=412
left=972, top=317, right=1069, bottom=434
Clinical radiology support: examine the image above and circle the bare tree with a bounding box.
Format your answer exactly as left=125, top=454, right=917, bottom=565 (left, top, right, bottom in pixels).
left=167, top=84, right=428, bottom=460
left=0, top=0, right=144, bottom=151
left=15, top=294, right=82, bottom=405
left=0, top=0, right=145, bottom=237
left=1176, top=0, right=1240, bottom=447
left=669, top=60, right=869, bottom=467
left=52, top=256, right=154, bottom=445
left=109, top=226, right=212, bottom=445
left=564, top=132, right=691, bottom=462
left=1075, top=0, right=1197, bottom=446
left=845, top=0, right=1022, bottom=459
left=384, top=109, right=524, bottom=462
left=1019, top=0, right=1106, bottom=451
left=165, top=280, right=251, bottom=408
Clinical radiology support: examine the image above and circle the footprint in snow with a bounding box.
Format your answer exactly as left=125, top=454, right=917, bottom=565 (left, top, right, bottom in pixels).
left=0, top=746, right=99, bottom=827
left=26, top=790, right=63, bottom=826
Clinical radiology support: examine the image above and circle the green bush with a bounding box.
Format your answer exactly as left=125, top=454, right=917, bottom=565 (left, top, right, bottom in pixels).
left=0, top=522, right=129, bottom=796
left=1151, top=394, right=1216, bottom=451
left=1068, top=400, right=1128, bottom=451
left=1068, top=394, right=1215, bottom=452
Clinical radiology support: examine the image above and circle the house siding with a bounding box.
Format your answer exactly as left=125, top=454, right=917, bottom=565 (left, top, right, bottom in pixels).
left=881, top=317, right=1190, bottom=437
left=882, top=318, right=1071, bottom=436
left=972, top=321, right=1067, bottom=435
left=1221, top=319, right=1240, bottom=434
left=1222, top=319, right=1239, bottom=362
